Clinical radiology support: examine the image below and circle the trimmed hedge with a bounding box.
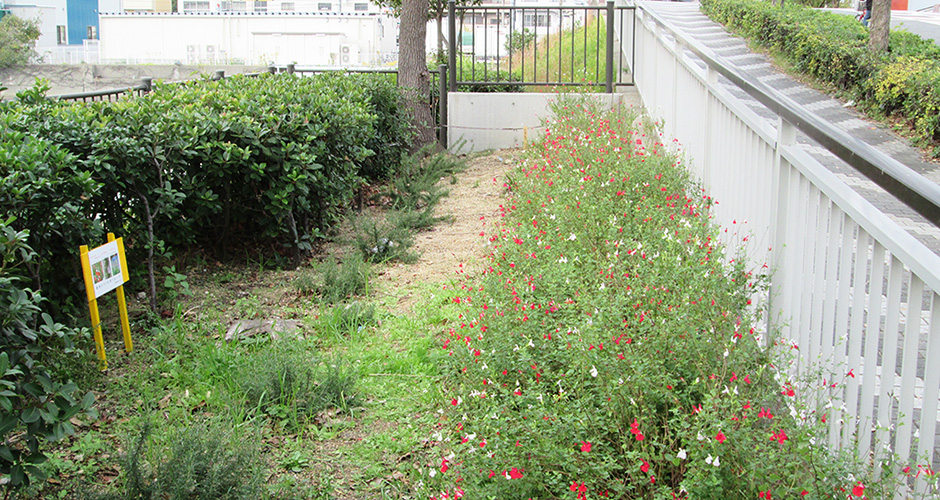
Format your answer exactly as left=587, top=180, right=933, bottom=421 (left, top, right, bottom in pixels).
left=700, top=0, right=940, bottom=155
left=0, top=72, right=410, bottom=313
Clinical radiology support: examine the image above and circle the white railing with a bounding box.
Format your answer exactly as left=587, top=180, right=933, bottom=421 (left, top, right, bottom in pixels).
left=624, top=1, right=940, bottom=494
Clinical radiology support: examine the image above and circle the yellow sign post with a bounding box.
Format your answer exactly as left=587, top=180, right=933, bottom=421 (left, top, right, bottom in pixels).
left=79, top=233, right=133, bottom=370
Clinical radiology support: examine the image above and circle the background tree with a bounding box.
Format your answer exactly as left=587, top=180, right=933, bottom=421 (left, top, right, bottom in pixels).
left=375, top=0, right=481, bottom=61
left=398, top=0, right=436, bottom=148
left=868, top=0, right=891, bottom=53
left=0, top=14, right=40, bottom=68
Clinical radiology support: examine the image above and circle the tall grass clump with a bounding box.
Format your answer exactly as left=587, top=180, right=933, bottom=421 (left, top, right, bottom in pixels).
left=238, top=343, right=358, bottom=430
left=89, top=421, right=264, bottom=500
left=423, top=96, right=931, bottom=499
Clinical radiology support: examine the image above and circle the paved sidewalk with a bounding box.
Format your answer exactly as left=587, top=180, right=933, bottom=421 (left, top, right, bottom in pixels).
left=642, top=1, right=940, bottom=254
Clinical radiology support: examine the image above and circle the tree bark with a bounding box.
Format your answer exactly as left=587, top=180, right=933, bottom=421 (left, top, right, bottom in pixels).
left=399, top=0, right=436, bottom=149
left=868, top=0, right=891, bottom=54
left=140, top=194, right=159, bottom=313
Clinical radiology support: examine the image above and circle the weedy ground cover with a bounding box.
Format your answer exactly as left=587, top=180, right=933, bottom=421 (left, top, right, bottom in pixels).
left=10, top=151, right=470, bottom=500
left=421, top=96, right=937, bottom=499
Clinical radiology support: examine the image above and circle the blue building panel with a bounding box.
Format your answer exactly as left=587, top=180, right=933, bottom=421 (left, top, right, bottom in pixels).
left=67, top=0, right=98, bottom=45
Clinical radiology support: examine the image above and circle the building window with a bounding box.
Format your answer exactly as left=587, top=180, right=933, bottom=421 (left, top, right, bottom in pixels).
left=254, top=0, right=268, bottom=11
left=353, top=2, right=367, bottom=10
left=220, top=1, right=247, bottom=10
left=56, top=25, right=67, bottom=45
left=523, top=13, right=549, bottom=27
left=182, top=1, right=211, bottom=11
left=281, top=1, right=294, bottom=10
left=86, top=25, right=97, bottom=40
left=317, top=2, right=331, bottom=10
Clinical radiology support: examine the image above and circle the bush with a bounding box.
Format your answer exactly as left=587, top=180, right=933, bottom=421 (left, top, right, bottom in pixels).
left=0, top=72, right=410, bottom=316
left=700, top=0, right=940, bottom=155
left=423, top=97, right=918, bottom=500
left=91, top=421, right=264, bottom=500
left=317, top=257, right=371, bottom=303
left=0, top=219, right=97, bottom=496
left=0, top=113, right=103, bottom=313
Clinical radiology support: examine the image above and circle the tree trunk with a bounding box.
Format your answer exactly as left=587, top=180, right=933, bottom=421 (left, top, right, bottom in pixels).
left=400, top=0, right=436, bottom=149
left=437, top=14, right=444, bottom=59
left=140, top=194, right=159, bottom=313
left=868, top=0, right=891, bottom=53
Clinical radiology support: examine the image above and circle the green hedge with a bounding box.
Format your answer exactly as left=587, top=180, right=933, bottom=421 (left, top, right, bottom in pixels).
left=700, top=0, right=940, bottom=155
left=0, top=73, right=410, bottom=312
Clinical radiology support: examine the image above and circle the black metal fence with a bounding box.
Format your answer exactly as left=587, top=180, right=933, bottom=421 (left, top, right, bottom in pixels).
left=446, top=0, right=635, bottom=92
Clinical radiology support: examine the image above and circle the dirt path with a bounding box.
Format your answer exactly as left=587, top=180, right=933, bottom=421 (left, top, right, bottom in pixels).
left=372, top=150, right=519, bottom=310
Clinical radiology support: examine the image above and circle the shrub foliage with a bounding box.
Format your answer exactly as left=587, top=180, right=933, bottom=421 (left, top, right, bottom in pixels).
left=0, top=72, right=409, bottom=311
left=424, top=97, right=917, bottom=499
left=700, top=0, right=940, bottom=156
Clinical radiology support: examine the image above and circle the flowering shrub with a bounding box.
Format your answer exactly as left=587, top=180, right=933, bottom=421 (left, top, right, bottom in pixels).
left=423, top=97, right=930, bottom=499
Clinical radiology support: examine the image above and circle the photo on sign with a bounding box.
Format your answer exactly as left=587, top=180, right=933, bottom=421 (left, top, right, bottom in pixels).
left=93, top=261, right=104, bottom=284
left=110, top=254, right=122, bottom=278
left=85, top=239, right=127, bottom=299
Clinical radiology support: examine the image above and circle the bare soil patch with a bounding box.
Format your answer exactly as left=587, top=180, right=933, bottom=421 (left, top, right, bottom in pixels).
left=368, top=150, right=519, bottom=311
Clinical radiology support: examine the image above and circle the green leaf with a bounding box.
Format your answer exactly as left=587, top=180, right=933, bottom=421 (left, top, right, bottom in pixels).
left=0, top=413, right=17, bottom=435
left=0, top=445, right=15, bottom=463
left=20, top=407, right=40, bottom=423
left=10, top=464, right=24, bottom=487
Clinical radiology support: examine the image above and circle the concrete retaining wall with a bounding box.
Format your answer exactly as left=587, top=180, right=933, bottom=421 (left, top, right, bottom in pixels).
left=446, top=89, right=643, bottom=153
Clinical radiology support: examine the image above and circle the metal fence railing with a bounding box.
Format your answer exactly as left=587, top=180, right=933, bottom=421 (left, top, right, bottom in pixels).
left=632, top=3, right=940, bottom=495
left=446, top=0, right=635, bottom=92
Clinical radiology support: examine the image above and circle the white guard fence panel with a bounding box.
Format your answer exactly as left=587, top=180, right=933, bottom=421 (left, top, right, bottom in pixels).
left=622, top=1, right=940, bottom=496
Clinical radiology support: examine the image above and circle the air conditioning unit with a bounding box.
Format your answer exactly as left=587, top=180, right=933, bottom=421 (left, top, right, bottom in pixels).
left=339, top=44, right=357, bottom=65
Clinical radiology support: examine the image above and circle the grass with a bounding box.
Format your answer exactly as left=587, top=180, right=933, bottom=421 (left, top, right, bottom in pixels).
left=512, top=16, right=609, bottom=88
left=14, top=152, right=468, bottom=500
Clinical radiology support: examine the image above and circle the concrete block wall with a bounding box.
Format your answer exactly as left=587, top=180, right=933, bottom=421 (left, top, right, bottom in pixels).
left=446, top=89, right=643, bottom=153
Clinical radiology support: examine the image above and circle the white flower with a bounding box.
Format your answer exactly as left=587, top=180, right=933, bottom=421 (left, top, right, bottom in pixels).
left=590, top=365, right=598, bottom=378
left=677, top=449, right=687, bottom=460
left=568, top=233, right=577, bottom=241
left=697, top=431, right=706, bottom=441
left=705, top=455, right=720, bottom=467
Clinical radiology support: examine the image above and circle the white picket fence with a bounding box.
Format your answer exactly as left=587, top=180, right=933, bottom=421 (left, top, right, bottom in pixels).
left=623, top=1, right=940, bottom=495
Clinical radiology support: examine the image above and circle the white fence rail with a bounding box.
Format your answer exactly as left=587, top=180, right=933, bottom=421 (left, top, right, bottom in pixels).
left=625, top=1, right=940, bottom=494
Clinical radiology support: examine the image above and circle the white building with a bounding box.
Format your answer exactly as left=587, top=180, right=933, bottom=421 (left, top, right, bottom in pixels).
left=98, top=11, right=398, bottom=65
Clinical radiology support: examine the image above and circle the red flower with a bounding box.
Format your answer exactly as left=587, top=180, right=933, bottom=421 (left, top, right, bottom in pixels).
left=640, top=459, right=650, bottom=473
left=715, top=431, right=727, bottom=444
left=580, top=441, right=592, bottom=452
left=771, top=430, right=788, bottom=444
left=508, top=467, right=523, bottom=479
left=852, top=483, right=865, bottom=497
